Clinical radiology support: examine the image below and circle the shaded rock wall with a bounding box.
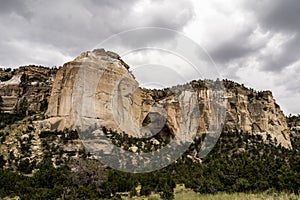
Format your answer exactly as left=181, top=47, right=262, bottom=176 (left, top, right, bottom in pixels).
left=0, top=66, right=54, bottom=114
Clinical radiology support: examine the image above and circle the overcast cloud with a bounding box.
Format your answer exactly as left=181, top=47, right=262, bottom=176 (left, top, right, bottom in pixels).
left=0, top=0, right=299, bottom=114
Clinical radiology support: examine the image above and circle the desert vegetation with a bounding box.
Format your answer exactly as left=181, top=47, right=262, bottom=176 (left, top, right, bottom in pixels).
left=0, top=119, right=299, bottom=199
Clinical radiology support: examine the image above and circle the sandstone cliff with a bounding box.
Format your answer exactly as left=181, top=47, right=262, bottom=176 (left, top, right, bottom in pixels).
left=45, top=49, right=291, bottom=148
left=223, top=81, right=290, bottom=148
left=0, top=66, right=55, bottom=114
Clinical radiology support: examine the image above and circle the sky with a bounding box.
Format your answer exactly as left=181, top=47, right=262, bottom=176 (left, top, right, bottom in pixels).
left=0, top=0, right=299, bottom=115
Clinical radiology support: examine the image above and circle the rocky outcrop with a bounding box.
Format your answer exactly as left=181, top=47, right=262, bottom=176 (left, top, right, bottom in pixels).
left=45, top=49, right=291, bottom=148
left=0, top=66, right=55, bottom=114
left=223, top=81, right=290, bottom=148
left=287, top=115, right=300, bottom=137
left=46, top=49, right=132, bottom=130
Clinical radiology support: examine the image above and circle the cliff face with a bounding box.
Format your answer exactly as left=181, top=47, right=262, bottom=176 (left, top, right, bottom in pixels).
left=45, top=49, right=223, bottom=144
left=0, top=66, right=54, bottom=114
left=46, top=49, right=134, bottom=131
left=45, top=49, right=291, bottom=148
left=223, top=82, right=290, bottom=147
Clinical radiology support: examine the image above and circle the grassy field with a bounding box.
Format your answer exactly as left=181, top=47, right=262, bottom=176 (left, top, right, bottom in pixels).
left=4, top=185, right=299, bottom=200
left=174, top=191, right=299, bottom=200
left=122, top=184, right=299, bottom=200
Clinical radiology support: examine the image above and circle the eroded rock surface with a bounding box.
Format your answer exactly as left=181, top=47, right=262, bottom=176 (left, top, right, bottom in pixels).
left=45, top=49, right=291, bottom=148
left=0, top=66, right=54, bottom=114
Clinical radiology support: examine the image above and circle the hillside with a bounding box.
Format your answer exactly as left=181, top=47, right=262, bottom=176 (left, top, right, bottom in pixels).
left=0, top=49, right=299, bottom=199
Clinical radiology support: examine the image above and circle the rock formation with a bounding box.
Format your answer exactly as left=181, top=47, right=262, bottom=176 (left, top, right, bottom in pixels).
left=45, top=49, right=291, bottom=148
left=0, top=66, right=54, bottom=114
left=223, top=81, right=290, bottom=148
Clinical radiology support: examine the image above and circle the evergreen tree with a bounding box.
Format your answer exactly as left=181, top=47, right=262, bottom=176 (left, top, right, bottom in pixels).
left=20, top=74, right=29, bottom=94
left=0, top=96, right=3, bottom=113
left=16, top=97, right=28, bottom=116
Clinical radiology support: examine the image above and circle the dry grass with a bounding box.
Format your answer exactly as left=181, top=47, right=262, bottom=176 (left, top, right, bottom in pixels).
left=122, top=184, right=299, bottom=200
left=174, top=184, right=299, bottom=200
left=174, top=190, right=299, bottom=200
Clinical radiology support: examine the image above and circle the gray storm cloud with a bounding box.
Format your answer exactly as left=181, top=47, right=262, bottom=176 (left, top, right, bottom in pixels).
left=0, top=0, right=299, bottom=114
left=0, top=0, right=194, bottom=67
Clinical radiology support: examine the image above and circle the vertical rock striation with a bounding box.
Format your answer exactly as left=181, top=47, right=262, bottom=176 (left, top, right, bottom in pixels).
left=45, top=49, right=291, bottom=148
